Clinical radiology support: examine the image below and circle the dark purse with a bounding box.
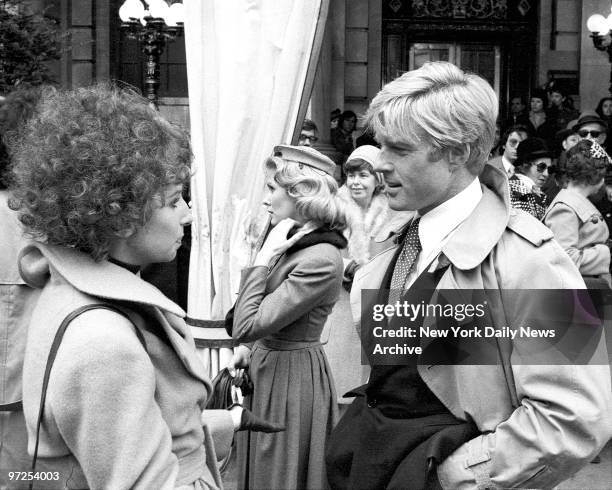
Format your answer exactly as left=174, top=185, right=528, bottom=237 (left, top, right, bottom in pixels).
left=224, top=305, right=235, bottom=336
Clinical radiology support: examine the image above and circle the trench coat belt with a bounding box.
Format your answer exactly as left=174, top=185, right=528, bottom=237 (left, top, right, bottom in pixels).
left=256, top=338, right=323, bottom=351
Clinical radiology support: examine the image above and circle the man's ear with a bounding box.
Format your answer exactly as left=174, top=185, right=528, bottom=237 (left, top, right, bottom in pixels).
left=447, top=144, right=471, bottom=167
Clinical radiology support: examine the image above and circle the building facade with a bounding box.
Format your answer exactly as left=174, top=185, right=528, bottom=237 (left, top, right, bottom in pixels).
left=22, top=1, right=612, bottom=141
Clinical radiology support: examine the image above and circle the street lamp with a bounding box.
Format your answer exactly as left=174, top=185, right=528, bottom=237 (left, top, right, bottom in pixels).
left=587, top=7, right=612, bottom=93
left=119, top=0, right=185, bottom=107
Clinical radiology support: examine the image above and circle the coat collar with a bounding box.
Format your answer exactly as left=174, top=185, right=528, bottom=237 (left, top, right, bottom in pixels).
left=371, top=164, right=511, bottom=271
left=18, top=243, right=213, bottom=384
left=440, top=164, right=510, bottom=270
left=548, top=188, right=601, bottom=222
left=19, top=242, right=185, bottom=317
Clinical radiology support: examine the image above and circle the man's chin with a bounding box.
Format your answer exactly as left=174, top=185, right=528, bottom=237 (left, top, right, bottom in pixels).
left=388, top=198, right=416, bottom=212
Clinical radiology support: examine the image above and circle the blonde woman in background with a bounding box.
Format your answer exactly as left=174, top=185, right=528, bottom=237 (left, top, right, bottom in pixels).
left=325, top=145, right=411, bottom=411
left=229, top=145, right=347, bottom=490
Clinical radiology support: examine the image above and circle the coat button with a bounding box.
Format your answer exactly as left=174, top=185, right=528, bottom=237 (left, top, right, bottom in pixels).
left=367, top=398, right=377, bottom=408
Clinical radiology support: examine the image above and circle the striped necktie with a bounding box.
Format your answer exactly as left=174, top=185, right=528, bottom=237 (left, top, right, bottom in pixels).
left=388, top=217, right=421, bottom=304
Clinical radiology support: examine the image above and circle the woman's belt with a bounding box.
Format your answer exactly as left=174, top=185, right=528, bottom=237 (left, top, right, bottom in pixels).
left=256, top=338, right=323, bottom=351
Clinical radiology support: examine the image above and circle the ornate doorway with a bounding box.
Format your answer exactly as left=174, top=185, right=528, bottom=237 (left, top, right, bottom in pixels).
left=382, top=0, right=539, bottom=116
left=408, top=42, right=501, bottom=96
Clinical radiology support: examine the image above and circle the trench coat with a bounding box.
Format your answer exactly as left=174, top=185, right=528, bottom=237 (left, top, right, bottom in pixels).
left=544, top=188, right=611, bottom=283
left=349, top=165, right=612, bottom=489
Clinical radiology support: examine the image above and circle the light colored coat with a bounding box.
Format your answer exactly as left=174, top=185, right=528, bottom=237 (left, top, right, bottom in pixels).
left=544, top=188, right=611, bottom=281
left=0, top=191, right=43, bottom=484
left=19, top=243, right=234, bottom=490
left=350, top=166, right=612, bottom=489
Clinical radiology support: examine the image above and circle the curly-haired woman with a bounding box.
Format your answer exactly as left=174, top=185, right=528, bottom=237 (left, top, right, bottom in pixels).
left=228, top=145, right=347, bottom=490
left=9, top=85, right=280, bottom=489
left=544, top=139, right=611, bottom=288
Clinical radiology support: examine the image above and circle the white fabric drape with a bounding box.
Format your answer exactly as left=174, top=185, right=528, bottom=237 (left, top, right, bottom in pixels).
left=184, top=0, right=325, bottom=377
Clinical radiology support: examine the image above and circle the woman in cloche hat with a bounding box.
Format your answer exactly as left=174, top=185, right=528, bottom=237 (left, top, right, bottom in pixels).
left=229, top=145, right=348, bottom=490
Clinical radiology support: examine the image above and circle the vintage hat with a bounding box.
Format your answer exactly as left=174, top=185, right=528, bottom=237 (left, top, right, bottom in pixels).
left=345, top=145, right=380, bottom=168
left=516, top=137, right=553, bottom=165
left=267, top=144, right=336, bottom=176
left=573, top=112, right=608, bottom=131
left=555, top=127, right=576, bottom=145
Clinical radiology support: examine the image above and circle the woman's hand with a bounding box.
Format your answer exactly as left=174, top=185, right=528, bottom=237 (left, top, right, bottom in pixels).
left=227, top=345, right=251, bottom=382
left=253, top=219, right=317, bottom=267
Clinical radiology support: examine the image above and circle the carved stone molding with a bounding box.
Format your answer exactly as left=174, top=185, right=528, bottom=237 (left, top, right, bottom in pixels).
left=410, top=0, right=508, bottom=19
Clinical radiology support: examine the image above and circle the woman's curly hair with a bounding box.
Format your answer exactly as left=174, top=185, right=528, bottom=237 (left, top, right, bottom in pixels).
left=565, top=139, right=608, bottom=186
left=266, top=158, right=347, bottom=231
left=9, top=84, right=191, bottom=260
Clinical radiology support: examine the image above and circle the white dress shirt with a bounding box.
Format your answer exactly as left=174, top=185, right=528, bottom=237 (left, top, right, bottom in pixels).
left=501, top=155, right=515, bottom=176
left=404, top=177, right=483, bottom=290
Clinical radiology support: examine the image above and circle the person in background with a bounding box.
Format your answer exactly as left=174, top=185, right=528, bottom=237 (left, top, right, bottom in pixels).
left=332, top=110, right=357, bottom=159
left=544, top=139, right=611, bottom=289
left=330, top=108, right=341, bottom=134
left=543, top=126, right=580, bottom=202
left=527, top=88, right=555, bottom=144
left=10, top=85, right=279, bottom=489
left=573, top=112, right=608, bottom=147
left=502, top=95, right=529, bottom=131
left=486, top=124, right=530, bottom=177
left=595, top=96, right=612, bottom=154
left=509, top=137, right=552, bottom=220
left=324, top=145, right=410, bottom=409
left=593, top=168, right=612, bottom=237
left=229, top=145, right=347, bottom=490
left=298, top=118, right=319, bottom=147
left=546, top=81, right=579, bottom=134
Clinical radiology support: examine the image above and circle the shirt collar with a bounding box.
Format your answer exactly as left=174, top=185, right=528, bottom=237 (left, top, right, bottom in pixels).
left=418, top=177, right=483, bottom=265
left=501, top=155, right=515, bottom=175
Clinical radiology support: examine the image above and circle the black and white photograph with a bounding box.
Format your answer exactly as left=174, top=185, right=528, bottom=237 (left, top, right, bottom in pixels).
left=1, top=1, right=611, bottom=489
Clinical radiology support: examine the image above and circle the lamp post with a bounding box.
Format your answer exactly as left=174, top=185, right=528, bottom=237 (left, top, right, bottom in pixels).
left=119, top=0, right=185, bottom=107
left=587, top=8, right=612, bottom=94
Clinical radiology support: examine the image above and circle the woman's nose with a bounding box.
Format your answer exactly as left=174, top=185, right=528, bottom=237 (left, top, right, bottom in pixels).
left=181, top=200, right=193, bottom=225
left=182, top=210, right=193, bottom=226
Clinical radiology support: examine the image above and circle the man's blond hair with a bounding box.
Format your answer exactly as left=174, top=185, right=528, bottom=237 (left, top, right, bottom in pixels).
left=365, top=61, right=498, bottom=174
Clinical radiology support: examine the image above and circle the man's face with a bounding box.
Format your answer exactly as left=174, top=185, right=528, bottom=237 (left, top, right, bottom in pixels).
left=549, top=91, right=565, bottom=108
left=577, top=123, right=607, bottom=145
left=378, top=138, right=455, bottom=214
left=503, top=131, right=527, bottom=163
left=298, top=129, right=318, bottom=147
left=510, top=98, right=525, bottom=115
